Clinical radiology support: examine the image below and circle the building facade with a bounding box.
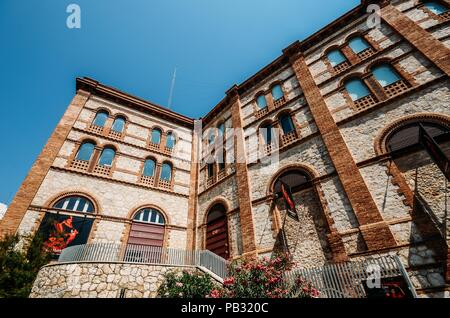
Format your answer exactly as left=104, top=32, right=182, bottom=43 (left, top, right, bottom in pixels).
left=1, top=0, right=449, bottom=297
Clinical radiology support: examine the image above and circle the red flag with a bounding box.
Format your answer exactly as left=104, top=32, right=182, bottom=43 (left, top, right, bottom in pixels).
left=280, top=181, right=299, bottom=221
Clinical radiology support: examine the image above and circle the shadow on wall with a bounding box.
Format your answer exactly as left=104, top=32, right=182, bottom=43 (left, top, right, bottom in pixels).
left=395, top=146, right=449, bottom=296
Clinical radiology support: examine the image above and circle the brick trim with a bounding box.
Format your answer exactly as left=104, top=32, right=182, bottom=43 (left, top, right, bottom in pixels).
left=186, top=128, right=199, bottom=251
left=381, top=4, right=450, bottom=76
left=0, top=91, right=91, bottom=237
left=229, top=90, right=257, bottom=256
left=285, top=50, right=397, bottom=250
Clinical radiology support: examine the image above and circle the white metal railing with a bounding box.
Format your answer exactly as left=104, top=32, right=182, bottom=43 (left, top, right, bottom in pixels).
left=284, top=255, right=417, bottom=298
left=58, top=243, right=228, bottom=279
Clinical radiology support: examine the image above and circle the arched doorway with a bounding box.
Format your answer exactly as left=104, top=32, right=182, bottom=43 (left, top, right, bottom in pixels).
left=272, top=168, right=332, bottom=267
left=381, top=119, right=450, bottom=284
left=205, top=203, right=229, bottom=259
left=384, top=120, right=450, bottom=235
left=128, top=208, right=165, bottom=247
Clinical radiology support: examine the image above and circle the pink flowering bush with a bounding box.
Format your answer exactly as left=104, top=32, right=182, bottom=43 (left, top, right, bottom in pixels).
left=157, top=270, right=217, bottom=298
left=210, top=252, right=320, bottom=298
left=157, top=253, right=319, bottom=298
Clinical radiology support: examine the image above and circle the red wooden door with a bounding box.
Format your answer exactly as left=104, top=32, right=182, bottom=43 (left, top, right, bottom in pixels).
left=206, top=216, right=229, bottom=259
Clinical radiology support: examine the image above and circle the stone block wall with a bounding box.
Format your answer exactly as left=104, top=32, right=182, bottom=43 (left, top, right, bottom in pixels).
left=30, top=262, right=200, bottom=298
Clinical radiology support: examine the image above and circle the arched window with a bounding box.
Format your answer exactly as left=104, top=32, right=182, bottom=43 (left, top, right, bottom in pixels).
left=279, top=114, right=295, bottom=135
left=143, top=158, right=156, bottom=177
left=327, top=49, right=347, bottom=67
left=160, top=163, right=172, bottom=181
left=111, top=116, right=126, bottom=133
left=76, top=142, right=95, bottom=161
left=133, top=208, right=165, bottom=225
left=207, top=163, right=214, bottom=178
left=344, top=78, right=371, bottom=101
left=93, top=111, right=109, bottom=127
left=98, top=147, right=115, bottom=167
left=273, top=170, right=311, bottom=194
left=348, top=36, right=370, bottom=54
left=208, top=129, right=215, bottom=145
left=261, top=123, right=274, bottom=144
left=256, top=95, right=267, bottom=109
left=151, top=128, right=162, bottom=145
left=371, top=64, right=401, bottom=87
left=424, top=1, right=448, bottom=15
left=386, top=122, right=449, bottom=153
left=166, top=133, right=175, bottom=149
left=217, top=122, right=225, bottom=137
left=272, top=85, right=284, bottom=101
left=53, top=196, right=94, bottom=213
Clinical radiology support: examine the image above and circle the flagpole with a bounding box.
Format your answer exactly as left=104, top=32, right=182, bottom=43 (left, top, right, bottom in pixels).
left=281, top=207, right=290, bottom=254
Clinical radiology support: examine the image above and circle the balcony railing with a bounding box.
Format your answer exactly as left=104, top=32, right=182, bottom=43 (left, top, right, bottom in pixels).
left=283, top=255, right=417, bottom=298
left=383, top=79, right=409, bottom=98
left=254, top=107, right=269, bottom=120
left=333, top=60, right=351, bottom=74
left=273, top=96, right=286, bottom=108
left=58, top=243, right=228, bottom=279
left=88, top=124, right=105, bottom=135
left=70, top=159, right=90, bottom=171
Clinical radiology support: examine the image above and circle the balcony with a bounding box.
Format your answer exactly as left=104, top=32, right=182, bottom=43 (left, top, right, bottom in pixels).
left=108, top=130, right=123, bottom=140
left=148, top=142, right=160, bottom=152
left=254, top=107, right=269, bottom=120
left=139, top=175, right=155, bottom=187
left=217, top=169, right=226, bottom=181
left=273, top=96, right=287, bottom=109
left=206, top=176, right=215, bottom=188
left=357, top=47, right=376, bottom=61
left=262, top=142, right=277, bottom=156
left=88, top=124, right=104, bottom=135
left=70, top=159, right=90, bottom=172
left=383, top=79, right=409, bottom=99
left=333, top=60, right=351, bottom=74
left=353, top=94, right=377, bottom=112
left=281, top=130, right=298, bottom=147
left=158, top=179, right=172, bottom=190
left=93, top=165, right=112, bottom=176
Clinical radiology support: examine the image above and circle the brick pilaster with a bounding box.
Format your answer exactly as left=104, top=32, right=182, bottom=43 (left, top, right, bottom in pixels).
left=285, top=48, right=396, bottom=250
left=186, top=122, right=200, bottom=250
left=381, top=4, right=450, bottom=76
left=228, top=88, right=257, bottom=256
left=0, top=90, right=91, bottom=237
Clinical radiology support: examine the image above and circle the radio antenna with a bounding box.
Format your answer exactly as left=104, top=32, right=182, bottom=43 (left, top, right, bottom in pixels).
left=167, top=67, right=177, bottom=109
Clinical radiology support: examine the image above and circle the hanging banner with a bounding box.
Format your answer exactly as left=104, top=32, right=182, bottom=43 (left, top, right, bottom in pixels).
left=419, top=124, right=450, bottom=180
left=37, top=213, right=94, bottom=255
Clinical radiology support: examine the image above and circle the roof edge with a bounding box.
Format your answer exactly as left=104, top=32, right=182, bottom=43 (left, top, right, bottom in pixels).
left=76, top=77, right=195, bottom=128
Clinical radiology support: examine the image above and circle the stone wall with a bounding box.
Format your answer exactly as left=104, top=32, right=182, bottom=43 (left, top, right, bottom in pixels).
left=30, top=262, right=199, bottom=298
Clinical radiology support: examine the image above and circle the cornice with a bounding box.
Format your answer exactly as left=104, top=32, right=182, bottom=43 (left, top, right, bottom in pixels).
left=76, top=77, right=195, bottom=129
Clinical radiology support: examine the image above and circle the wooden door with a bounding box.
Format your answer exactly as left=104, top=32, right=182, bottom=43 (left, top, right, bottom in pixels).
left=206, top=216, right=229, bottom=259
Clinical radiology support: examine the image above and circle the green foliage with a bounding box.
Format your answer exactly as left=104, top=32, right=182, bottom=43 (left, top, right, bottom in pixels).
left=0, top=233, right=51, bottom=298
left=157, top=252, right=319, bottom=299
left=157, top=269, right=217, bottom=298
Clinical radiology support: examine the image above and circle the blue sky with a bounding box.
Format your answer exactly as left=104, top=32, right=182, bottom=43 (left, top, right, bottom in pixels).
left=0, top=0, right=359, bottom=205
